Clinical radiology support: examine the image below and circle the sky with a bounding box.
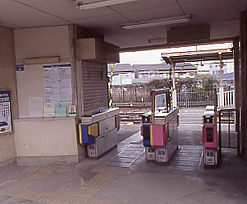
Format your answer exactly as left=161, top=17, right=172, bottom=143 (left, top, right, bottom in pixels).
left=119, top=43, right=233, bottom=65
left=120, top=49, right=163, bottom=65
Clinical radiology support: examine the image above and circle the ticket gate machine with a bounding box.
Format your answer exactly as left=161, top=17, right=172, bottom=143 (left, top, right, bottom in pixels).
left=141, top=88, right=179, bottom=163
left=202, top=106, right=218, bottom=166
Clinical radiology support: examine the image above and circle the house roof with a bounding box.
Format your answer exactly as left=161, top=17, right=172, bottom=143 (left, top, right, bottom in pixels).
left=132, top=76, right=163, bottom=84
left=108, top=63, right=196, bottom=73
left=222, top=72, right=234, bottom=81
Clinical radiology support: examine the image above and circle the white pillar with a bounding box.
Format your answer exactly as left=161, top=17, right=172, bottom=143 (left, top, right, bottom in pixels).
left=219, top=53, right=224, bottom=107
left=219, top=87, right=224, bottom=107
left=171, top=60, right=177, bottom=108
left=172, top=89, right=177, bottom=108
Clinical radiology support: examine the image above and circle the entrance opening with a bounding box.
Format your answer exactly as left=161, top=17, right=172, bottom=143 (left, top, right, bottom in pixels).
left=107, top=39, right=240, bottom=171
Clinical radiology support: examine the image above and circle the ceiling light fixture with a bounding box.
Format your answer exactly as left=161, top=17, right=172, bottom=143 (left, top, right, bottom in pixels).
left=121, top=14, right=192, bottom=30
left=76, top=0, right=138, bottom=10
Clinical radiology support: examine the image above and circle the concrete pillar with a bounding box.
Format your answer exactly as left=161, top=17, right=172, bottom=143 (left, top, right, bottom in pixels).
left=240, top=11, right=247, bottom=156
left=234, top=38, right=240, bottom=110
left=0, top=26, right=18, bottom=165
left=233, top=38, right=240, bottom=134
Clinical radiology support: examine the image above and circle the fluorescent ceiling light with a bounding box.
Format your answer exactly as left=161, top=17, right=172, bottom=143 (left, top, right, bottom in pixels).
left=76, top=0, right=138, bottom=10
left=121, top=14, right=192, bottom=30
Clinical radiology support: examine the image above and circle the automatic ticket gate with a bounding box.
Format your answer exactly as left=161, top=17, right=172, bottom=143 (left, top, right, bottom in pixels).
left=202, top=106, right=218, bottom=166
left=141, top=88, right=179, bottom=164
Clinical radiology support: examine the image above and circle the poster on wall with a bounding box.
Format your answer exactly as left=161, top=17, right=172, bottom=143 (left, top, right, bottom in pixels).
left=0, top=91, right=13, bottom=134
left=43, top=64, right=72, bottom=104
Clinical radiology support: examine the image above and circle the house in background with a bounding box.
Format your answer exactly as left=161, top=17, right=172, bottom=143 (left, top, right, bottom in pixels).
left=196, top=60, right=234, bottom=75
left=108, top=63, right=197, bottom=85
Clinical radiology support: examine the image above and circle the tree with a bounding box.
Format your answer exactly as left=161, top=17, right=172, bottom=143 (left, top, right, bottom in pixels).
left=147, top=79, right=170, bottom=89
left=200, top=74, right=218, bottom=91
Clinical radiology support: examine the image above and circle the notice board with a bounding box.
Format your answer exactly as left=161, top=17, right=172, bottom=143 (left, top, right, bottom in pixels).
left=16, top=63, right=72, bottom=118
left=0, top=91, right=13, bottom=134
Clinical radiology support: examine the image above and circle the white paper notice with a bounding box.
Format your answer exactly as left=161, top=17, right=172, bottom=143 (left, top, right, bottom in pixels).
left=44, top=64, right=72, bottom=104
left=29, top=97, right=43, bottom=117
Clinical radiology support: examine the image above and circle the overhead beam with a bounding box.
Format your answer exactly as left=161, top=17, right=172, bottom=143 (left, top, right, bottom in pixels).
left=162, top=52, right=233, bottom=63
left=120, top=37, right=235, bottom=53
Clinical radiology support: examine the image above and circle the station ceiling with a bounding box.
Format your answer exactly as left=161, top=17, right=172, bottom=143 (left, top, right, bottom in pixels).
left=0, top=0, right=246, bottom=49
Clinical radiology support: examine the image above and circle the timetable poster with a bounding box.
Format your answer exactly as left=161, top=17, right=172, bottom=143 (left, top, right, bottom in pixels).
left=0, top=91, right=12, bottom=134
left=43, top=64, right=72, bottom=104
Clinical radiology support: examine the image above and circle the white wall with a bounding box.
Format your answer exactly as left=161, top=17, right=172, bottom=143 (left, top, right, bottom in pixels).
left=14, top=25, right=71, bottom=64
left=14, top=118, right=78, bottom=157
left=0, top=26, right=17, bottom=165
left=13, top=25, right=84, bottom=163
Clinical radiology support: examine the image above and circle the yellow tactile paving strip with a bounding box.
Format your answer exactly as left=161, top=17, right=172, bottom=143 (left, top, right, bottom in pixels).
left=0, top=166, right=128, bottom=204
left=26, top=167, right=57, bottom=181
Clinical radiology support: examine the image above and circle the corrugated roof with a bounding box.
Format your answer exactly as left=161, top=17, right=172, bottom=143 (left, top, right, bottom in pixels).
left=132, top=76, right=163, bottom=84
left=133, top=63, right=170, bottom=71
left=108, top=63, right=134, bottom=73
left=222, top=72, right=234, bottom=80
left=108, top=63, right=196, bottom=73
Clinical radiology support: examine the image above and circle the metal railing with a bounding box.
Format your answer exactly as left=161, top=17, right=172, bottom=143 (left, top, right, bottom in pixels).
left=113, top=88, right=235, bottom=108
left=217, top=90, right=235, bottom=108
left=219, top=108, right=240, bottom=157
left=176, top=91, right=214, bottom=107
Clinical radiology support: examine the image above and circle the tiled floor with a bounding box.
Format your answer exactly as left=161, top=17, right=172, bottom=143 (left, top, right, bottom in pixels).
left=171, top=145, right=203, bottom=171
left=107, top=143, right=144, bottom=168
left=0, top=107, right=246, bottom=204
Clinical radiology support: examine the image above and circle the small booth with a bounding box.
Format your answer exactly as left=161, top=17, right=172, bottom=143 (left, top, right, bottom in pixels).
left=141, top=88, right=179, bottom=163
left=202, top=105, right=218, bottom=166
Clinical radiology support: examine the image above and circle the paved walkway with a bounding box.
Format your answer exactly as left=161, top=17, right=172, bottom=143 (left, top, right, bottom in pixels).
left=0, top=107, right=247, bottom=204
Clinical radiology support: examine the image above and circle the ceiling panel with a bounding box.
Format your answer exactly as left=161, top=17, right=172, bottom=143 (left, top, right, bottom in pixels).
left=111, top=0, right=177, bottom=13
left=120, top=4, right=183, bottom=21
left=0, top=0, right=67, bottom=27
left=16, top=0, right=116, bottom=21
left=105, top=29, right=154, bottom=48
left=210, top=20, right=240, bottom=40
left=0, top=0, right=245, bottom=48
left=144, top=27, right=168, bottom=37
left=180, top=0, right=247, bottom=24
left=72, top=14, right=127, bottom=33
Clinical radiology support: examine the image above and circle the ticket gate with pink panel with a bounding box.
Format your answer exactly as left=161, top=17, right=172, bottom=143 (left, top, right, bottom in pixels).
left=202, top=106, right=218, bottom=166
left=141, top=88, right=179, bottom=163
